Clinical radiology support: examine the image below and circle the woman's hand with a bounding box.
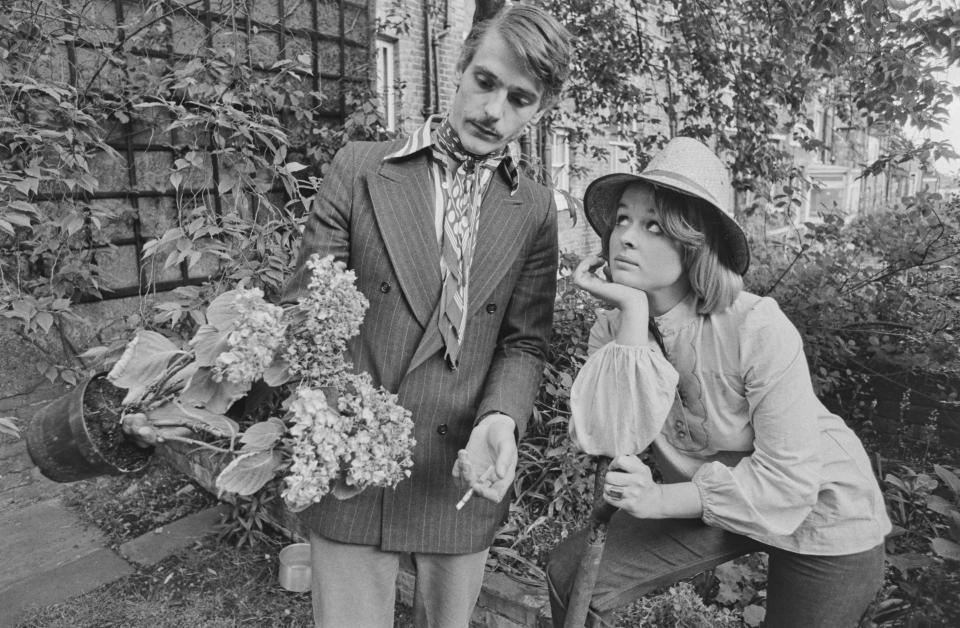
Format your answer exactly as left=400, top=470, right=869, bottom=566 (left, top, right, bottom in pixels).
left=573, top=253, right=651, bottom=346
left=603, top=455, right=704, bottom=520
left=572, top=253, right=649, bottom=316
left=602, top=455, right=664, bottom=518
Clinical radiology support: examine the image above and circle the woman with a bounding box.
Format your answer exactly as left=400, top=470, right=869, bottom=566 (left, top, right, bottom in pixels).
left=547, top=137, right=890, bottom=627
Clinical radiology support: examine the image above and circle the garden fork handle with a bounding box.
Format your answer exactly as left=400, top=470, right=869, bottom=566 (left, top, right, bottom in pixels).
left=563, top=455, right=616, bottom=628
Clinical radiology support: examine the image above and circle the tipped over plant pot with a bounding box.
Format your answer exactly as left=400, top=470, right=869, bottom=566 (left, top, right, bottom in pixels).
left=25, top=371, right=152, bottom=482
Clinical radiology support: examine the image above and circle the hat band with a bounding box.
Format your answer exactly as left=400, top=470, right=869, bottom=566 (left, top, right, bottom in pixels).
left=643, top=169, right=725, bottom=214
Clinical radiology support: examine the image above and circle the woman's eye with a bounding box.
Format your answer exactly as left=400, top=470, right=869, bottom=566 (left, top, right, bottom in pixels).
left=646, top=221, right=663, bottom=234
left=615, top=214, right=630, bottom=226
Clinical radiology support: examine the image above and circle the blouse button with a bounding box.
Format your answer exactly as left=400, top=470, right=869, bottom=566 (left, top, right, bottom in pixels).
left=379, top=282, right=391, bottom=293
left=485, top=303, right=497, bottom=314
left=437, top=424, right=448, bottom=436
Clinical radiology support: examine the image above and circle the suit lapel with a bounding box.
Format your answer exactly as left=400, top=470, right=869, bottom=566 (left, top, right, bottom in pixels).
left=468, top=174, right=527, bottom=317
left=405, top=173, right=529, bottom=375
left=368, top=154, right=441, bottom=329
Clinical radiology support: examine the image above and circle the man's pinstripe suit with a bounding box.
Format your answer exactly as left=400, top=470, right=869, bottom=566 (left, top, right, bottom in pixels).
left=281, top=137, right=558, bottom=555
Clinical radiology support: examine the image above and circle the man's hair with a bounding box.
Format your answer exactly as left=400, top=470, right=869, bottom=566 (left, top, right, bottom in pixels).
left=457, top=3, right=573, bottom=109
left=603, top=183, right=743, bottom=315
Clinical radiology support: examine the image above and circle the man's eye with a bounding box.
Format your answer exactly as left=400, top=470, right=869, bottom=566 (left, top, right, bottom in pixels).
left=510, top=94, right=532, bottom=107
left=475, top=74, right=492, bottom=89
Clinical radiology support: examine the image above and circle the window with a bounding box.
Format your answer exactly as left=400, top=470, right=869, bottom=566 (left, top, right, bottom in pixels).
left=551, top=128, right=570, bottom=190
left=375, top=37, right=397, bottom=132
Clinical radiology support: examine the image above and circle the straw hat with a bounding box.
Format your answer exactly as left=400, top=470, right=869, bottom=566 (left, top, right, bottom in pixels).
left=583, top=137, right=750, bottom=275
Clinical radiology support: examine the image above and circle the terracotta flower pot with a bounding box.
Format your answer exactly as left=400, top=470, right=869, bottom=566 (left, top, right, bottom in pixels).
left=25, top=372, right=151, bottom=482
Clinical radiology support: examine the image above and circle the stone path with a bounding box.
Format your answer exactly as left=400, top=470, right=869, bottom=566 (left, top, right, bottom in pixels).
left=0, top=388, right=551, bottom=628
left=0, top=390, right=227, bottom=627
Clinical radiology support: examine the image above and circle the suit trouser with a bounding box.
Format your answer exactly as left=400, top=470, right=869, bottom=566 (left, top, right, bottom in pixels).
left=309, top=532, right=489, bottom=628
left=546, top=512, right=885, bottom=628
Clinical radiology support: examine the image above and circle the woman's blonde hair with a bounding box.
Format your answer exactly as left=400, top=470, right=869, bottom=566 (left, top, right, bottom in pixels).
left=605, top=182, right=743, bottom=314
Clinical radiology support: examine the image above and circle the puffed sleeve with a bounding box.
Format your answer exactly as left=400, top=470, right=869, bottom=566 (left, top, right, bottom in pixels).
left=569, top=310, right=679, bottom=457
left=692, top=298, right=822, bottom=538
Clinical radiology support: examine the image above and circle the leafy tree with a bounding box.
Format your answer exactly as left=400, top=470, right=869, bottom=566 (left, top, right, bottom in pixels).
left=532, top=0, right=960, bottom=208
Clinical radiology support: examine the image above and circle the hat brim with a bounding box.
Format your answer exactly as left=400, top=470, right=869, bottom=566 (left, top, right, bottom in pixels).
left=583, top=173, right=750, bottom=275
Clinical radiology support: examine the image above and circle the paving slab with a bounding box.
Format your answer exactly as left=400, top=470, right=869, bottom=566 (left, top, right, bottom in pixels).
left=0, top=547, right=134, bottom=627
left=118, top=504, right=229, bottom=567
left=0, top=498, right=108, bottom=592
left=0, top=440, right=69, bottom=510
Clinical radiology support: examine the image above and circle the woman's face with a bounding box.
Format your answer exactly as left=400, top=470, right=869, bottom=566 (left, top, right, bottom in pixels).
left=608, top=184, right=690, bottom=305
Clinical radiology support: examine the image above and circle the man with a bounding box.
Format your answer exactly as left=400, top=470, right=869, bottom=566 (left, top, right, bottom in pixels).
left=280, top=4, right=572, bottom=626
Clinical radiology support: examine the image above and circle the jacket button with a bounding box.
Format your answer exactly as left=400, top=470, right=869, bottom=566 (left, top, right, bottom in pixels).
left=379, top=282, right=391, bottom=293
left=485, top=303, right=497, bottom=314
left=437, top=424, right=448, bottom=436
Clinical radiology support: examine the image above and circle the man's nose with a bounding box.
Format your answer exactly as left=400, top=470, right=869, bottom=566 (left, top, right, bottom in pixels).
left=482, top=90, right=507, bottom=120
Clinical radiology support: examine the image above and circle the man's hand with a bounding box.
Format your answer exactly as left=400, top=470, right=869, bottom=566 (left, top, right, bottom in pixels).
left=451, top=413, right=518, bottom=504
left=120, top=412, right=193, bottom=448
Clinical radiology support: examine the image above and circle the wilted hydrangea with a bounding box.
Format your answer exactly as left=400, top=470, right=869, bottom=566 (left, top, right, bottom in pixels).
left=281, top=373, right=416, bottom=512
left=283, top=255, right=369, bottom=386
left=212, top=288, right=286, bottom=386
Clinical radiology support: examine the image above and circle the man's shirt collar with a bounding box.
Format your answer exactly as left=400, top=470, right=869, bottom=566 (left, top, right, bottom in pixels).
left=384, top=115, right=521, bottom=194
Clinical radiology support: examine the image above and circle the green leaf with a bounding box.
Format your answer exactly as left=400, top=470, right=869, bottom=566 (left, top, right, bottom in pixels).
left=263, top=359, right=291, bottom=386
left=190, top=324, right=231, bottom=367
left=215, top=450, right=282, bottom=497
left=886, top=551, right=935, bottom=573
left=172, top=401, right=240, bottom=439
left=180, top=367, right=249, bottom=414
left=934, top=465, right=960, bottom=498
left=931, top=537, right=960, bottom=561
left=0, top=417, right=21, bottom=439
left=205, top=290, right=245, bottom=328
left=107, top=330, right=187, bottom=406
left=239, top=418, right=284, bottom=451
left=743, top=605, right=765, bottom=627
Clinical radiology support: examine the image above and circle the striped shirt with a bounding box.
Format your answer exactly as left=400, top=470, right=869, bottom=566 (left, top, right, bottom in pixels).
left=383, top=116, right=521, bottom=247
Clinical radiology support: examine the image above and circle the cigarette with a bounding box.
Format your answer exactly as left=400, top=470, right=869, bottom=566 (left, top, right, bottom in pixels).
left=455, top=488, right=475, bottom=511
left=455, top=466, right=496, bottom=510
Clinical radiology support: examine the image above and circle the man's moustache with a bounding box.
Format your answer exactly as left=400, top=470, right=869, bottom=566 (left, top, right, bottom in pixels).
left=469, top=120, right=501, bottom=140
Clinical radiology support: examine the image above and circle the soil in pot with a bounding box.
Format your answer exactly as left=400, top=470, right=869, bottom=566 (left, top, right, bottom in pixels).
left=83, top=375, right=152, bottom=472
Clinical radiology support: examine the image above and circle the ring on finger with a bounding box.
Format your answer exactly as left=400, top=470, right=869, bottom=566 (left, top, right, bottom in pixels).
left=606, top=487, right=623, bottom=500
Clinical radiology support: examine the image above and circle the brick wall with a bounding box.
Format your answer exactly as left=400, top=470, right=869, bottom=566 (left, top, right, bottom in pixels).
left=0, top=0, right=372, bottom=403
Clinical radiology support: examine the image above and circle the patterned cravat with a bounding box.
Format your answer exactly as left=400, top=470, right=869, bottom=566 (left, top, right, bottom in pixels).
left=432, top=120, right=506, bottom=369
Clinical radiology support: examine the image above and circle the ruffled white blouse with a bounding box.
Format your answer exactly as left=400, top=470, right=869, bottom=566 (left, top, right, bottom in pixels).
left=569, top=291, right=891, bottom=555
